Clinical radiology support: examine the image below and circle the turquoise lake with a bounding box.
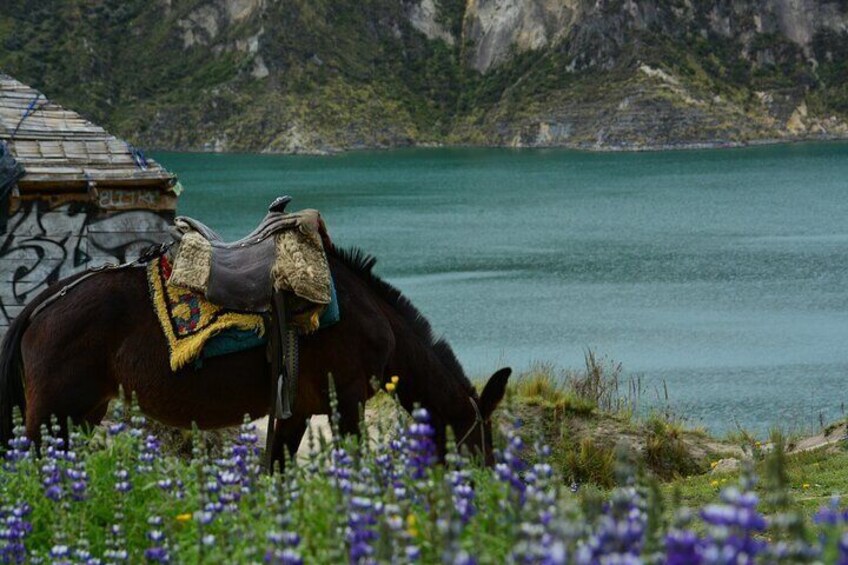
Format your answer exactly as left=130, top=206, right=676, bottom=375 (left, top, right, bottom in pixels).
left=155, top=143, right=848, bottom=435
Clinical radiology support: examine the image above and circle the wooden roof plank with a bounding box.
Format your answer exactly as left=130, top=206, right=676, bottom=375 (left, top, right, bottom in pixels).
left=1, top=73, right=175, bottom=186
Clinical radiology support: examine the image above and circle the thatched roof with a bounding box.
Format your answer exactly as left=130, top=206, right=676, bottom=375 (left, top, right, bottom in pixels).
left=0, top=74, right=175, bottom=193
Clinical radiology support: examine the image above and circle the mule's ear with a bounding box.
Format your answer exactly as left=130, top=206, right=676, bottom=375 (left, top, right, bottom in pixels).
left=480, top=367, right=511, bottom=419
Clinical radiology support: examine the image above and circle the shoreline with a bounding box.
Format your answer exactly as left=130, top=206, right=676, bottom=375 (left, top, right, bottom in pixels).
left=146, top=133, right=848, bottom=157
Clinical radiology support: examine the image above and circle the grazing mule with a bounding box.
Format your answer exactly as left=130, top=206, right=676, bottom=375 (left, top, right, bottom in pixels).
left=0, top=246, right=511, bottom=468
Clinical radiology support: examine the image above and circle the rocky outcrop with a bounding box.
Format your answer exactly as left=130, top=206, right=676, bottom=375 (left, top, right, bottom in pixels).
left=408, top=0, right=456, bottom=44
left=464, top=0, right=580, bottom=71
left=463, top=0, right=848, bottom=73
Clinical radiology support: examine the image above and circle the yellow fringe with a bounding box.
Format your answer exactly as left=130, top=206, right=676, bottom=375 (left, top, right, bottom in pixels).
left=147, top=260, right=265, bottom=372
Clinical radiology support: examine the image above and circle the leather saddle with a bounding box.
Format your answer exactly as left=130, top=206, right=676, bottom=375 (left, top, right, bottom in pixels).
left=171, top=196, right=298, bottom=312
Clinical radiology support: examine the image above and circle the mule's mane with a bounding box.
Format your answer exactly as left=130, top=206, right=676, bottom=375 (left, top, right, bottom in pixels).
left=329, top=246, right=476, bottom=396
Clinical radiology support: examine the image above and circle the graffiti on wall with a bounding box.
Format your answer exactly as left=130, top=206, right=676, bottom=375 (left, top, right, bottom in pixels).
left=97, top=188, right=164, bottom=209
left=0, top=201, right=172, bottom=325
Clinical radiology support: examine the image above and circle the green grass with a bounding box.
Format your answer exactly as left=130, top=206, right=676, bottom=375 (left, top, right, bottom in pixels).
left=666, top=441, right=848, bottom=519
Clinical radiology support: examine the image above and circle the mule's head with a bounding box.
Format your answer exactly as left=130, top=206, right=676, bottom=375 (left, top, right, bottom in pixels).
left=456, top=367, right=511, bottom=466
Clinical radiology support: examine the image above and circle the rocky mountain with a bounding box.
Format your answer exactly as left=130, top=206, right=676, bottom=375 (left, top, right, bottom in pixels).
left=2, top=0, right=847, bottom=153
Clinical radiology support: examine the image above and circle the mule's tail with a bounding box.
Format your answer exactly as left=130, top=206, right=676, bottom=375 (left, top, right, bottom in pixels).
left=0, top=308, right=28, bottom=446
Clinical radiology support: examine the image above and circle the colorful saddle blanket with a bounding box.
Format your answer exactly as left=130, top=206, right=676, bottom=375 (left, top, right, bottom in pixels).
left=148, top=255, right=341, bottom=372
left=148, top=255, right=266, bottom=371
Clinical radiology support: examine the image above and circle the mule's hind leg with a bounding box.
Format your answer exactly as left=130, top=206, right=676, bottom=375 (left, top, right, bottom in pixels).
left=21, top=327, right=115, bottom=442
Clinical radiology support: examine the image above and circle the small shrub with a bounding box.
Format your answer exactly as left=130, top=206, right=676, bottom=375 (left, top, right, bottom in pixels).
left=568, top=349, right=632, bottom=414
left=643, top=413, right=704, bottom=480
left=563, top=437, right=617, bottom=488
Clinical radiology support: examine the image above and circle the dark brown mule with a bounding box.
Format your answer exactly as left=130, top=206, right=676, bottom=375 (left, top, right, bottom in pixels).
left=0, top=246, right=511, bottom=468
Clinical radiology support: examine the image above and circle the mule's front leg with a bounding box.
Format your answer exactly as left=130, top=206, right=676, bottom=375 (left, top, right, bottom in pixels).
left=334, top=376, right=374, bottom=440
left=266, top=416, right=308, bottom=473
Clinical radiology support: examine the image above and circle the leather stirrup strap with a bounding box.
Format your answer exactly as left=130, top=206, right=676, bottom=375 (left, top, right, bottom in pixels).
left=264, top=291, right=287, bottom=472
left=273, top=291, right=293, bottom=420
left=264, top=291, right=300, bottom=472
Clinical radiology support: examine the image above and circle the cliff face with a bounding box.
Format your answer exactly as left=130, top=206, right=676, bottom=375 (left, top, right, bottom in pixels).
left=2, top=0, right=846, bottom=153
left=458, top=0, right=848, bottom=148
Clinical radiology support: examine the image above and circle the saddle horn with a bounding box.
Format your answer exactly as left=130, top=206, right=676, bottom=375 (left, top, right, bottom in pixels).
left=269, top=195, right=293, bottom=213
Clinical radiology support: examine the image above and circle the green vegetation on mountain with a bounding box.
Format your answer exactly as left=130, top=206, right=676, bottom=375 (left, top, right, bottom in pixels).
left=2, top=0, right=847, bottom=152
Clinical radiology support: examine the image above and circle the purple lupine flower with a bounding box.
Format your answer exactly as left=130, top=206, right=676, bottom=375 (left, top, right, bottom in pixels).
left=450, top=473, right=475, bottom=524
left=449, top=550, right=476, bottom=565
left=496, top=420, right=528, bottom=506
left=375, top=423, right=409, bottom=502
left=232, top=418, right=261, bottom=491
left=577, top=486, right=646, bottom=563
left=105, top=461, right=131, bottom=563
left=50, top=543, right=71, bottom=562
left=73, top=545, right=101, bottom=565
left=0, top=503, right=32, bottom=563
left=698, top=486, right=767, bottom=561
left=329, top=447, right=354, bottom=495
left=40, top=431, right=67, bottom=502
left=346, top=495, right=380, bottom=563
left=265, top=531, right=303, bottom=564
left=144, top=546, right=169, bottom=563
left=839, top=532, right=848, bottom=565
left=340, top=440, right=385, bottom=565
left=511, top=440, right=563, bottom=564
left=815, top=496, right=848, bottom=526
left=137, top=435, right=160, bottom=474
left=384, top=503, right=419, bottom=563
left=265, top=457, right=304, bottom=565
left=445, top=442, right=476, bottom=526
left=104, top=524, right=129, bottom=563
left=144, top=516, right=169, bottom=563
left=813, top=496, right=848, bottom=564
left=115, top=464, right=132, bottom=494
left=375, top=420, right=413, bottom=502
left=3, top=422, right=31, bottom=470
left=196, top=510, right=215, bottom=526
left=107, top=422, right=126, bottom=436
left=66, top=431, right=88, bottom=502
left=405, top=408, right=437, bottom=480
left=129, top=415, right=146, bottom=438
left=665, top=528, right=702, bottom=565
left=207, top=417, right=262, bottom=516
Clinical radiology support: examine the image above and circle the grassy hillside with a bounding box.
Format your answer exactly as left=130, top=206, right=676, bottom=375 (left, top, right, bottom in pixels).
left=1, top=0, right=847, bottom=152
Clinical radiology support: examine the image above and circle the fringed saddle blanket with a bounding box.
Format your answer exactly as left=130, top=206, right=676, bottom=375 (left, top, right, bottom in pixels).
left=147, top=255, right=266, bottom=371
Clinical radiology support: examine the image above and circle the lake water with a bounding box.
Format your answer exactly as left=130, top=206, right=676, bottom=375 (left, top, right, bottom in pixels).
left=154, top=143, right=848, bottom=435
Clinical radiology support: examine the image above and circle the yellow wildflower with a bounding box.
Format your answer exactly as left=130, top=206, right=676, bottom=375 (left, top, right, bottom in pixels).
left=176, top=513, right=192, bottom=523
left=391, top=375, right=400, bottom=384
left=385, top=382, right=396, bottom=393
left=710, top=461, right=718, bottom=469
left=802, top=483, right=810, bottom=489
left=710, top=480, right=719, bottom=488
left=406, top=514, right=419, bottom=538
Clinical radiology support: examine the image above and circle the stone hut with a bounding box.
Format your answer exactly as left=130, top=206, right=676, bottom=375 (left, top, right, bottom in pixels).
left=0, top=74, right=179, bottom=334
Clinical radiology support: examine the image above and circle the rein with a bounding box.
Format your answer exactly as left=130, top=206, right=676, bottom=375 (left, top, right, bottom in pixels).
left=29, top=243, right=171, bottom=320
left=456, top=396, right=487, bottom=461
